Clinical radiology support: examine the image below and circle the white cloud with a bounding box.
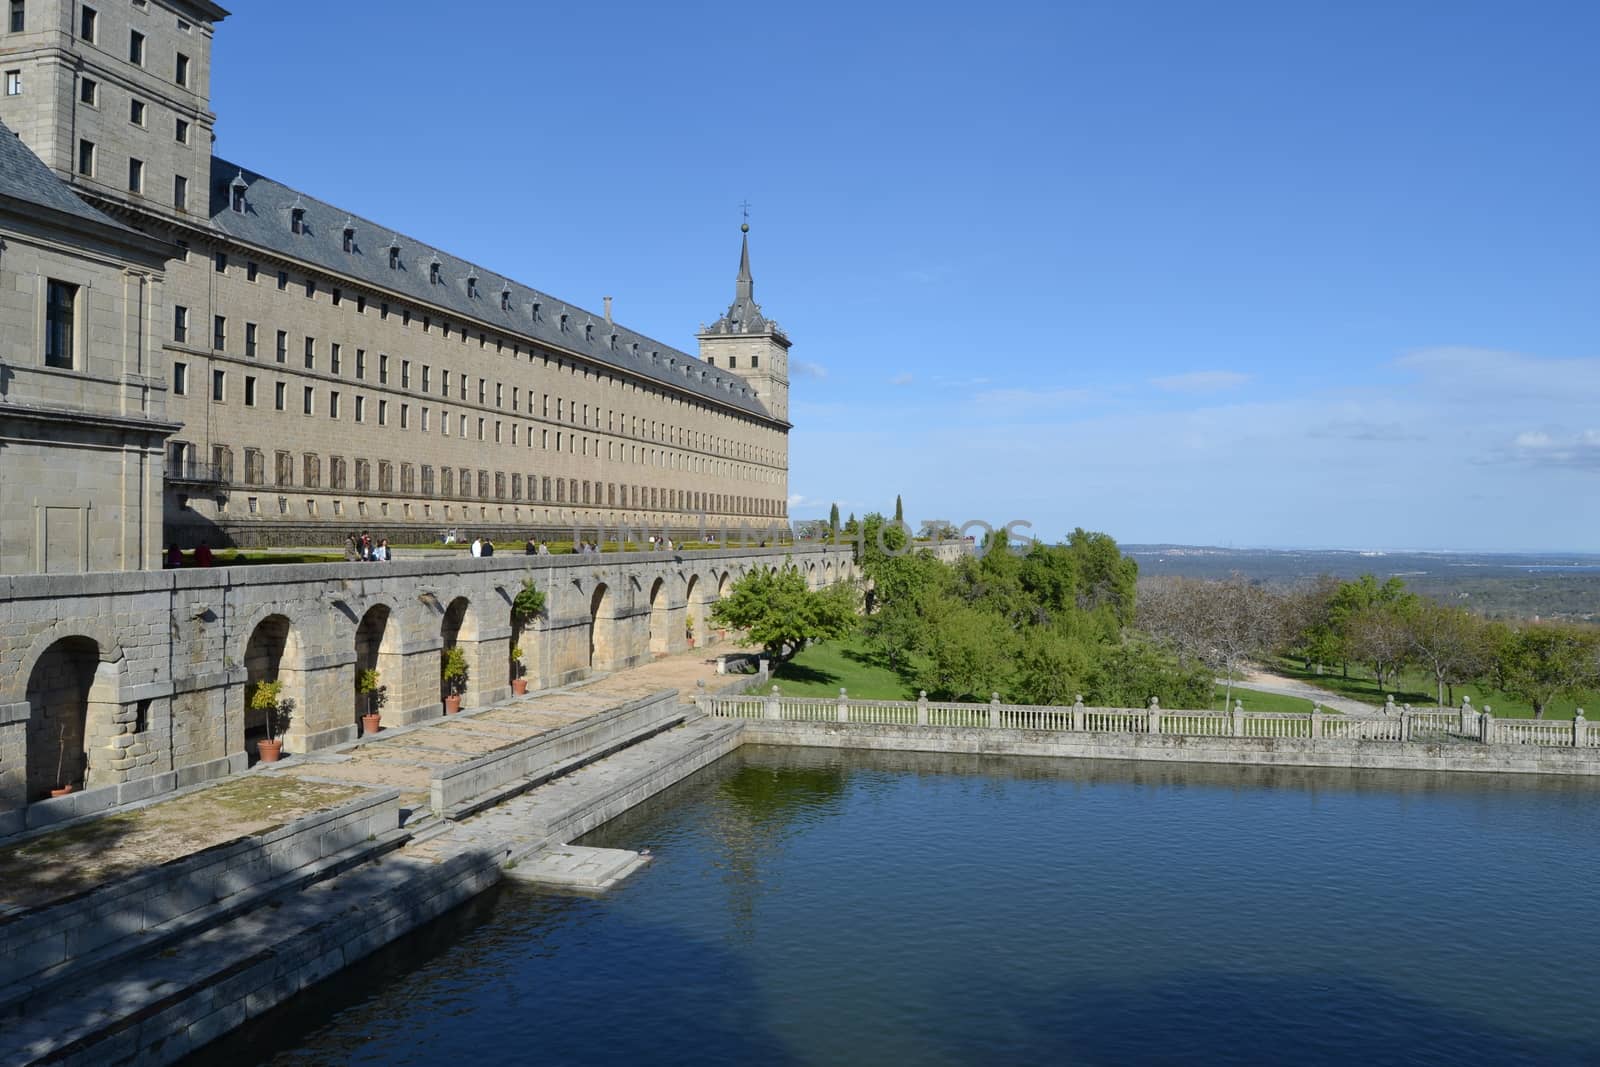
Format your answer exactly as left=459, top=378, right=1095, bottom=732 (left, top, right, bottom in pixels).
left=1150, top=370, right=1252, bottom=393
left=890, top=373, right=915, bottom=386
left=1394, top=347, right=1600, bottom=404
left=791, top=360, right=828, bottom=380
left=972, top=387, right=1096, bottom=416
left=1506, top=428, right=1600, bottom=470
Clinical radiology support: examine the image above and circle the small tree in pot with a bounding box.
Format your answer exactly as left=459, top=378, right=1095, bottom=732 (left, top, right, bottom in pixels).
left=50, top=721, right=76, bottom=797
left=247, top=679, right=292, bottom=762
left=441, top=646, right=468, bottom=714
left=509, top=644, right=529, bottom=695
left=357, top=668, right=384, bottom=736
left=510, top=580, right=546, bottom=696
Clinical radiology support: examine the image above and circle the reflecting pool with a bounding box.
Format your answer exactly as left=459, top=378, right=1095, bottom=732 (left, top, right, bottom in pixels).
left=192, top=747, right=1600, bottom=1065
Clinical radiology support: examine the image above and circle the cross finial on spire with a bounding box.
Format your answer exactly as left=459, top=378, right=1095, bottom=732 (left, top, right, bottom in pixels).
left=740, top=199, right=751, bottom=226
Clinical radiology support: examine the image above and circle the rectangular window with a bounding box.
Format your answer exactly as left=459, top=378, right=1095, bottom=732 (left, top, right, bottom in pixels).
left=173, top=174, right=187, bottom=210
left=304, top=337, right=315, bottom=370
left=172, top=361, right=188, bottom=395
left=211, top=368, right=225, bottom=402
left=274, top=381, right=286, bottom=410
left=421, top=407, right=430, bottom=432
left=378, top=399, right=387, bottom=426
left=379, top=353, right=389, bottom=384
left=331, top=288, right=341, bottom=306
left=173, top=305, right=188, bottom=343
left=44, top=280, right=76, bottom=368
left=422, top=366, right=431, bottom=392
left=175, top=52, right=189, bottom=87
left=305, top=277, right=315, bottom=298
left=79, top=77, right=96, bottom=105
left=401, top=359, right=411, bottom=389
left=212, top=314, right=225, bottom=350
left=246, top=261, right=258, bottom=282
left=355, top=350, right=366, bottom=379
left=330, top=342, right=341, bottom=375
left=400, top=403, right=410, bottom=429
left=129, top=97, right=145, bottom=125
left=214, top=251, right=227, bottom=274
left=277, top=270, right=288, bottom=291
left=303, top=387, right=314, bottom=415
left=477, top=418, right=485, bottom=441
left=244, top=376, right=257, bottom=406
left=353, top=395, right=364, bottom=423
left=5, top=70, right=20, bottom=96
left=442, top=409, right=449, bottom=436
left=175, top=118, right=189, bottom=144
left=77, top=138, right=94, bottom=175
left=129, top=29, right=144, bottom=65
left=275, top=330, right=287, bottom=363
left=79, top=4, right=94, bottom=40
left=127, top=157, right=143, bottom=193
left=330, top=392, right=341, bottom=418
left=245, top=322, right=257, bottom=358
left=8, top=0, right=21, bottom=33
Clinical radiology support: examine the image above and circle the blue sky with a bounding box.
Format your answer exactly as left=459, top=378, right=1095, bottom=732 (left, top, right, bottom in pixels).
left=213, top=1, right=1600, bottom=551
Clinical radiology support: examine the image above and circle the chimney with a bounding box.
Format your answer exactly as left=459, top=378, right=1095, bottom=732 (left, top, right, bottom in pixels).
left=603, top=296, right=612, bottom=325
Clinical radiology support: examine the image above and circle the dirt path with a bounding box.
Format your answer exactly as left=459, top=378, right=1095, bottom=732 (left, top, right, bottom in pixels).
left=1226, top=669, right=1380, bottom=716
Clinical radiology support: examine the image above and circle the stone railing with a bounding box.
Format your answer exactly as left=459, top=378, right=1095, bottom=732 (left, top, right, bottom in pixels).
left=702, top=690, right=1597, bottom=749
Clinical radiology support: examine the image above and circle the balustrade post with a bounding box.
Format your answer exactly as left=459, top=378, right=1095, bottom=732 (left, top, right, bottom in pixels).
left=1072, top=695, right=1085, bottom=733
left=1231, top=700, right=1244, bottom=737
left=1399, top=708, right=1413, bottom=742
left=1310, top=704, right=1323, bottom=739
left=917, top=690, right=929, bottom=727
left=1460, top=696, right=1474, bottom=736
left=1385, top=695, right=1397, bottom=716
left=1574, top=709, right=1586, bottom=748
left=837, top=687, right=849, bottom=723
left=1147, top=696, right=1161, bottom=735
left=989, top=692, right=1002, bottom=729
left=1479, top=706, right=1495, bottom=745
left=764, top=685, right=780, bottom=721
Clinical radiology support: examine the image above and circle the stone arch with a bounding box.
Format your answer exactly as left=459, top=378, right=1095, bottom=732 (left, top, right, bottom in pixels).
left=440, top=597, right=474, bottom=703
left=23, top=636, right=120, bottom=799
left=590, top=582, right=613, bottom=669
left=685, top=573, right=710, bottom=647
left=824, top=559, right=836, bottom=586
left=243, top=614, right=303, bottom=759
left=647, top=576, right=670, bottom=655
left=354, top=604, right=400, bottom=725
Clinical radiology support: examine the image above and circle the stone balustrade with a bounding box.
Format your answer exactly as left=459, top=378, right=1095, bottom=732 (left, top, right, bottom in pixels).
left=704, top=689, right=1598, bottom=751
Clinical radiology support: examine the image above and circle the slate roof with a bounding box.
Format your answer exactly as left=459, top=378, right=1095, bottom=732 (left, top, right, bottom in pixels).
left=208, top=157, right=778, bottom=422
left=0, top=122, right=142, bottom=235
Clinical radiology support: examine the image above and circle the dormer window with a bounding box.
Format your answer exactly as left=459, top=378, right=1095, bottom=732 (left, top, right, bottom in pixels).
left=429, top=261, right=440, bottom=285
left=559, top=313, right=568, bottom=332
left=231, top=184, right=246, bottom=213
left=706, top=357, right=715, bottom=366
left=388, top=245, right=400, bottom=269
left=500, top=289, right=511, bottom=311
left=290, top=208, right=305, bottom=235
left=584, top=323, right=593, bottom=342
left=608, top=333, right=618, bottom=351
left=467, top=276, right=478, bottom=298
left=531, top=302, right=541, bottom=322
left=342, top=227, right=354, bottom=253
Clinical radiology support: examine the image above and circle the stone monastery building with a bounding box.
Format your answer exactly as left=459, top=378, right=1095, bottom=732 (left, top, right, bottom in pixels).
left=0, top=0, right=793, bottom=573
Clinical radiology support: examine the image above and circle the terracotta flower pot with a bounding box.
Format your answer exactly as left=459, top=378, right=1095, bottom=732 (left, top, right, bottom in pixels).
left=257, top=738, right=284, bottom=763
left=511, top=677, right=528, bottom=696
left=362, top=713, right=381, bottom=736
left=445, top=694, right=462, bottom=715
left=49, top=784, right=75, bottom=798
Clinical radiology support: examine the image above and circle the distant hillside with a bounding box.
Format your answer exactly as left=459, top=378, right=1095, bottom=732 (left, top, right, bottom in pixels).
left=1123, top=545, right=1600, bottom=622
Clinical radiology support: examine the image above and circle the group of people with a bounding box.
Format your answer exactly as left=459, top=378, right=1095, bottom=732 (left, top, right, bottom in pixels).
left=524, top=539, right=552, bottom=555
left=468, top=537, right=496, bottom=557
left=344, top=532, right=392, bottom=561
left=164, top=541, right=214, bottom=568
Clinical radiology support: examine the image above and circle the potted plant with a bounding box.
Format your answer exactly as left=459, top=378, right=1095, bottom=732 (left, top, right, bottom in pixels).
left=49, top=721, right=75, bottom=797
left=441, top=645, right=468, bottom=714
left=510, top=644, right=528, bottom=696
left=247, top=678, right=289, bottom=762
left=357, top=667, right=383, bottom=736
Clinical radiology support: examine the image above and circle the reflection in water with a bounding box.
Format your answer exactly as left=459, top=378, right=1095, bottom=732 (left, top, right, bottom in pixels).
left=189, top=748, right=1600, bottom=1066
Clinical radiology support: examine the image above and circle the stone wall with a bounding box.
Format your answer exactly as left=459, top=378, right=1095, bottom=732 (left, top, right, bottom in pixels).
left=0, top=543, right=856, bottom=824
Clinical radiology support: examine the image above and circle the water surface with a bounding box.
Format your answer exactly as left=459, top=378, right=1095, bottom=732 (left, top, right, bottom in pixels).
left=195, top=748, right=1600, bottom=1066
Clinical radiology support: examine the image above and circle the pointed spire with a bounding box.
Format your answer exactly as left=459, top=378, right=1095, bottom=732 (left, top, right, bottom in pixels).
left=736, top=221, right=753, bottom=304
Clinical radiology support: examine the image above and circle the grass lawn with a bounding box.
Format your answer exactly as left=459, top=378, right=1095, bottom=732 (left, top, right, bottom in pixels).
left=1214, top=685, right=1317, bottom=714
left=772, top=635, right=915, bottom=700
left=1272, top=657, right=1599, bottom=720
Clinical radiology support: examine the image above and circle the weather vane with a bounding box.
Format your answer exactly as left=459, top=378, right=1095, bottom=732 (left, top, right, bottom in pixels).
left=740, top=199, right=751, bottom=225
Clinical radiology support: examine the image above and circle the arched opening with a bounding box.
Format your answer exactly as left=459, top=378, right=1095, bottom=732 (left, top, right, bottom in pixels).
left=244, top=615, right=296, bottom=760
left=824, top=560, right=836, bottom=586
left=509, top=603, right=539, bottom=689
left=441, top=597, right=471, bottom=704
left=24, top=636, right=105, bottom=799
left=589, top=583, right=612, bottom=668
left=685, top=574, right=704, bottom=647
left=355, top=604, right=397, bottom=725
left=647, top=577, right=670, bottom=655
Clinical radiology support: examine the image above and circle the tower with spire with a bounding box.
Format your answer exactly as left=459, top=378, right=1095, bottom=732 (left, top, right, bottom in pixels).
left=698, top=223, right=792, bottom=424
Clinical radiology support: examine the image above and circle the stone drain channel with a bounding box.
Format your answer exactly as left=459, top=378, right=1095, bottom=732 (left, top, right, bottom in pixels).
left=0, top=690, right=743, bottom=1066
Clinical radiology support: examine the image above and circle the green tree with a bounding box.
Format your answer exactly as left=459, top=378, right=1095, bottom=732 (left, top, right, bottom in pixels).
left=711, top=562, right=859, bottom=663
left=894, top=494, right=904, bottom=523
left=913, top=599, right=1019, bottom=701
left=829, top=502, right=840, bottom=538
left=1497, top=624, right=1599, bottom=719
left=1327, top=574, right=1417, bottom=676
left=1406, top=601, right=1492, bottom=706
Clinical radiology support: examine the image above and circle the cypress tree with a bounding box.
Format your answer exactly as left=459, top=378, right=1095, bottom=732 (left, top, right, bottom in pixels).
left=894, top=495, right=904, bottom=524
left=829, top=502, right=840, bottom=536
